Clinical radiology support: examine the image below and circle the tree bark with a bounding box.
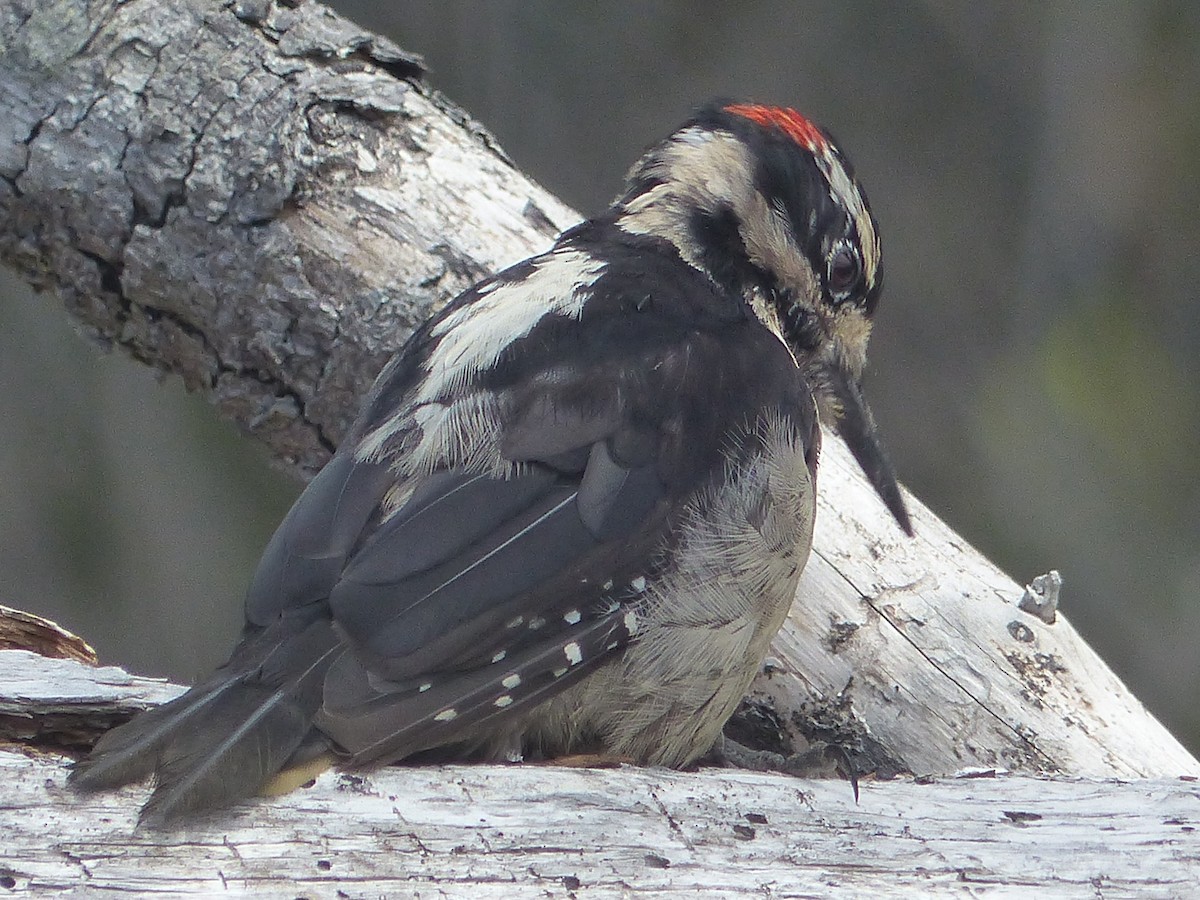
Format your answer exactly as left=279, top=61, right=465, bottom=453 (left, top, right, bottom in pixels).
left=0, top=0, right=1196, bottom=834
left=1, top=0, right=576, bottom=474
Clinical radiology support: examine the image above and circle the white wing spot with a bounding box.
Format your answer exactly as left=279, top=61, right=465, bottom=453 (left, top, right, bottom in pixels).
left=563, top=609, right=582, bottom=625
left=491, top=650, right=507, bottom=663
left=494, top=695, right=514, bottom=708
left=528, top=616, right=547, bottom=631
left=630, top=576, right=647, bottom=593
left=505, top=616, right=524, bottom=630
left=502, top=674, right=521, bottom=689
left=564, top=642, right=583, bottom=666
left=623, top=610, right=640, bottom=636
left=418, top=682, right=433, bottom=693
left=433, top=708, right=458, bottom=722
left=552, top=667, right=568, bottom=678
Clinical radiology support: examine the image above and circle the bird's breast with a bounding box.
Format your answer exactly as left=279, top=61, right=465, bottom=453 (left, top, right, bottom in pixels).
left=523, top=409, right=817, bottom=766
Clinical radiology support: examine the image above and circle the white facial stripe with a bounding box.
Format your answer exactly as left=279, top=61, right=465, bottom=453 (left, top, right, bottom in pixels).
left=618, top=131, right=756, bottom=256
left=620, top=132, right=816, bottom=299
left=813, top=147, right=879, bottom=289
left=421, top=249, right=606, bottom=405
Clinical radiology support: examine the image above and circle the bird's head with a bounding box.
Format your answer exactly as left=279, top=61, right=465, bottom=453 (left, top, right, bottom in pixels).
left=614, top=101, right=911, bottom=534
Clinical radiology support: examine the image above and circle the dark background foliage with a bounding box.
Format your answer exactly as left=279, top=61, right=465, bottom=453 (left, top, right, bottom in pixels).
left=4, top=2, right=1198, bottom=753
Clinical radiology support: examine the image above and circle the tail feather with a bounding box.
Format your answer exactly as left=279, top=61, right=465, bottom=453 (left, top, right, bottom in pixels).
left=70, top=618, right=341, bottom=825
left=69, top=680, right=239, bottom=792
left=138, top=684, right=313, bottom=825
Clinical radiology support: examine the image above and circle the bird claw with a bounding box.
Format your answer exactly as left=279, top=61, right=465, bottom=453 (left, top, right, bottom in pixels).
left=712, top=736, right=859, bottom=801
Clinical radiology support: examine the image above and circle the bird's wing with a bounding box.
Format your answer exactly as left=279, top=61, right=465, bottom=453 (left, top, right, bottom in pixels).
left=245, top=237, right=815, bottom=765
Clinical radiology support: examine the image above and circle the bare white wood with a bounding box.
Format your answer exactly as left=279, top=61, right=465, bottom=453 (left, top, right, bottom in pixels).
left=749, top=437, right=1200, bottom=779
left=2, top=652, right=1197, bottom=896
left=1, top=746, right=1197, bottom=897
left=758, top=441, right=1200, bottom=777
left=0, top=649, right=183, bottom=717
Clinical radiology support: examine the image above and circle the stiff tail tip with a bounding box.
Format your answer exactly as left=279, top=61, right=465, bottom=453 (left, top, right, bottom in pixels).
left=69, top=681, right=323, bottom=826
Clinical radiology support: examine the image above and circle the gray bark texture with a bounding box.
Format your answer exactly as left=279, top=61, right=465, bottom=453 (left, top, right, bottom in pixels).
left=0, top=0, right=576, bottom=475
left=1, top=1, right=1199, bottom=888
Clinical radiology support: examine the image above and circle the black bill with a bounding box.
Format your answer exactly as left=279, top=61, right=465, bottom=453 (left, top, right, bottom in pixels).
left=825, top=361, right=914, bottom=536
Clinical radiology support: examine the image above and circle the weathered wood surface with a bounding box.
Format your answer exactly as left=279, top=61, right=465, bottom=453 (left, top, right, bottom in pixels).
left=0, top=649, right=182, bottom=748
left=0, top=606, right=98, bottom=664
left=751, top=442, right=1200, bottom=780
left=1, top=0, right=1196, bottom=828
left=2, top=741, right=1198, bottom=897
left=4, top=646, right=1200, bottom=896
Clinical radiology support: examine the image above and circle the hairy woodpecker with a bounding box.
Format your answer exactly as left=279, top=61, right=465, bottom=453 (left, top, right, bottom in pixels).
left=71, top=101, right=911, bottom=823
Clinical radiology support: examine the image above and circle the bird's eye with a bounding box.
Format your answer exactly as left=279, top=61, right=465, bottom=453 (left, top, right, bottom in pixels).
left=827, top=242, right=861, bottom=299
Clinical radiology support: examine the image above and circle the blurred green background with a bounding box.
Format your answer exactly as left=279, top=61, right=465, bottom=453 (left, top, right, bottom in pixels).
left=3, top=2, right=1198, bottom=754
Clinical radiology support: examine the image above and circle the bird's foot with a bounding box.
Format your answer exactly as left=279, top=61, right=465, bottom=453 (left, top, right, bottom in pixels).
left=709, top=735, right=859, bottom=801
